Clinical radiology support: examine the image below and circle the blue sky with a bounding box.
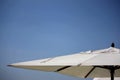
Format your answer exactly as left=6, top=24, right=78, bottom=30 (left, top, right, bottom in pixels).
left=0, top=0, right=120, bottom=80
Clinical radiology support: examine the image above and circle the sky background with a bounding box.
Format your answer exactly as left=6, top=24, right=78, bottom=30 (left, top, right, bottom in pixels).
left=0, top=0, right=120, bottom=80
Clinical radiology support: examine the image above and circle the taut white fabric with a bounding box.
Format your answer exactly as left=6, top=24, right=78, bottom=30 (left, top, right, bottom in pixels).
left=93, top=77, right=120, bottom=80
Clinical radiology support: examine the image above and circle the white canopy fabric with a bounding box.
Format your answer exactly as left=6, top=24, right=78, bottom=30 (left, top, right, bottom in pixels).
left=9, top=47, right=120, bottom=78
left=93, top=77, right=120, bottom=80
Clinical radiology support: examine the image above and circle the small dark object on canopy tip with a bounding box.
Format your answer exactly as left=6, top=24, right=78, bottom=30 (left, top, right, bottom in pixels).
left=111, top=43, right=115, bottom=47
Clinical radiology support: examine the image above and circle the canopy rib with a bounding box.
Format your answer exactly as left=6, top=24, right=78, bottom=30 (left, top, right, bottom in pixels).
left=85, top=66, right=96, bottom=78
left=55, top=66, right=71, bottom=72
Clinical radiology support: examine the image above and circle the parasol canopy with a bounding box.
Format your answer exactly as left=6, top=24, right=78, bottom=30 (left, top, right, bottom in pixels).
left=8, top=44, right=120, bottom=80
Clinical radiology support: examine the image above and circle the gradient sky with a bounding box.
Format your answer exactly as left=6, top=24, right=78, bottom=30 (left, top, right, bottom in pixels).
left=0, top=0, right=120, bottom=80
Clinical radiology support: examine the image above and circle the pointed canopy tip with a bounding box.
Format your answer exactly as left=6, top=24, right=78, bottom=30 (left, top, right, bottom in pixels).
left=7, top=64, right=16, bottom=67
left=7, top=64, right=13, bottom=67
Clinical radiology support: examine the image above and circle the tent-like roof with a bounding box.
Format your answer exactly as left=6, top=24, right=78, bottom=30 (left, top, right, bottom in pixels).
left=8, top=47, right=120, bottom=78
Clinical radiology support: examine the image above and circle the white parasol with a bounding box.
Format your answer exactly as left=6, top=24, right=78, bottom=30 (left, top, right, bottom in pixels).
left=8, top=43, right=120, bottom=80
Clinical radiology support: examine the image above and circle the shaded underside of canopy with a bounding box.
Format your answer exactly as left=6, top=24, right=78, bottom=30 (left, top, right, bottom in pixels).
left=9, top=65, right=120, bottom=78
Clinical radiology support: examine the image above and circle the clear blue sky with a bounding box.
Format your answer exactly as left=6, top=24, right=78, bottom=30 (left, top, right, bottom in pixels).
left=0, top=0, right=120, bottom=80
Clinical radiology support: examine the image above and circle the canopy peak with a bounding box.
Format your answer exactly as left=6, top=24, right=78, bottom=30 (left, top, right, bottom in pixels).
left=111, top=43, right=115, bottom=47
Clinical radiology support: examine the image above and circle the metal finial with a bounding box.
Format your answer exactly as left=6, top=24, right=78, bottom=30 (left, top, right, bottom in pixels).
left=111, top=43, right=115, bottom=47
